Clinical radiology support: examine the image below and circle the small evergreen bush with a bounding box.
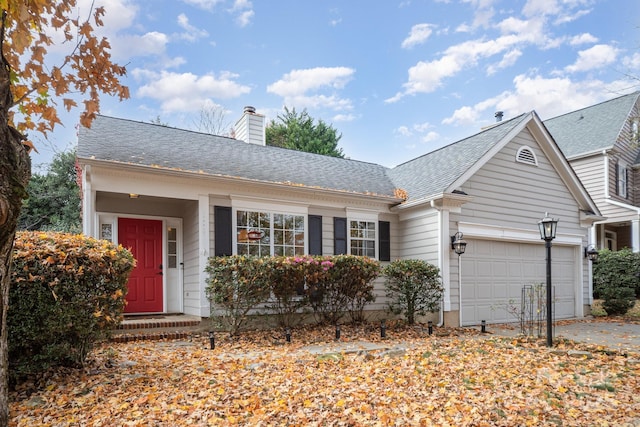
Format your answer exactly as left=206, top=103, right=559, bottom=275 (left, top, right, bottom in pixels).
left=600, top=286, right=636, bottom=316
left=383, top=259, right=442, bottom=324
left=593, top=248, right=640, bottom=298
left=205, top=255, right=272, bottom=336
left=309, top=255, right=380, bottom=324
left=10, top=232, right=134, bottom=381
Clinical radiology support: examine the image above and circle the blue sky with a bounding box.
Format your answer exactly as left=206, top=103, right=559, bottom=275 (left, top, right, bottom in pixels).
left=32, top=0, right=640, bottom=170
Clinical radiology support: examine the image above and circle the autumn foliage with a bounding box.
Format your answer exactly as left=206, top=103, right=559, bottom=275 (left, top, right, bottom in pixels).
left=8, top=232, right=134, bottom=380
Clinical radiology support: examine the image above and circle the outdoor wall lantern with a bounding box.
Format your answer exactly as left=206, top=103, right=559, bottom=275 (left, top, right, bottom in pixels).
left=584, top=245, right=599, bottom=262
left=451, top=232, right=467, bottom=255
left=538, top=212, right=558, bottom=347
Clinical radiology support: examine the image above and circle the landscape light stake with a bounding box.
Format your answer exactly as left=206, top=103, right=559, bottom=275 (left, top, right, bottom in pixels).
left=481, top=320, right=486, bottom=333
left=428, top=321, right=433, bottom=335
left=335, top=324, right=341, bottom=341
left=208, top=331, right=215, bottom=350
left=285, top=328, right=291, bottom=343
left=380, top=320, right=386, bottom=338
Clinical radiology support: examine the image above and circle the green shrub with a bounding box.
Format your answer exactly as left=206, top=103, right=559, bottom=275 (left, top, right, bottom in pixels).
left=593, top=249, right=640, bottom=298
left=266, top=255, right=333, bottom=328
left=10, top=231, right=134, bottom=380
left=600, top=287, right=636, bottom=316
left=383, top=259, right=442, bottom=324
left=310, top=255, right=380, bottom=324
left=205, top=255, right=272, bottom=335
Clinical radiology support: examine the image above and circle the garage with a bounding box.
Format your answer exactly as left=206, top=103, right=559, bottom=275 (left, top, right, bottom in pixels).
left=460, top=239, right=578, bottom=326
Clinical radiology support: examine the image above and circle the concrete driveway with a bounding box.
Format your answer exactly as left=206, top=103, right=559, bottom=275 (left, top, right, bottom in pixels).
left=491, top=319, right=640, bottom=354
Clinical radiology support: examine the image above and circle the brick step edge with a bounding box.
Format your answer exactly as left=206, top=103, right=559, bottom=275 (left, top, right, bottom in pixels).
left=110, top=330, right=204, bottom=343
left=115, top=320, right=201, bottom=330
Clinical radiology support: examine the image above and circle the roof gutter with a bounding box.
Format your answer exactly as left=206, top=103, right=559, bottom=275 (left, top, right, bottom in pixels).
left=390, top=192, right=474, bottom=212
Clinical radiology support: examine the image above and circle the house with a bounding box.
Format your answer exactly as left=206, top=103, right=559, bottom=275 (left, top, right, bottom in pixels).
left=77, top=107, right=602, bottom=326
left=545, top=91, right=640, bottom=254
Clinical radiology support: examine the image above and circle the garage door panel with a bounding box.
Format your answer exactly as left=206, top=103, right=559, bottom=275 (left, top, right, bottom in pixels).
left=461, top=239, right=576, bottom=326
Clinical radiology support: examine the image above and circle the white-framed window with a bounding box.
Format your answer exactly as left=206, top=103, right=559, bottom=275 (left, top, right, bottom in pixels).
left=349, top=220, right=376, bottom=257
left=617, top=161, right=628, bottom=198
left=235, top=209, right=305, bottom=256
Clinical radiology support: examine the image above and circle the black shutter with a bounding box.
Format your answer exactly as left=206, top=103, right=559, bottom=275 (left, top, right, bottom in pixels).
left=625, top=168, right=630, bottom=199
left=334, top=217, right=347, bottom=255
left=214, top=206, right=232, bottom=256
left=615, top=161, right=619, bottom=195
left=308, top=215, right=323, bottom=255
left=378, top=221, right=391, bottom=261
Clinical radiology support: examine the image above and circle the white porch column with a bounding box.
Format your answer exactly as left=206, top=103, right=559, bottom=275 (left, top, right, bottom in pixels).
left=81, top=165, right=96, bottom=237
left=632, top=219, right=640, bottom=253
left=198, top=194, right=211, bottom=317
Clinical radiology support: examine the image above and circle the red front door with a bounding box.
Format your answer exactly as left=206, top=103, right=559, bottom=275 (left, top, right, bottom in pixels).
left=119, top=218, right=163, bottom=313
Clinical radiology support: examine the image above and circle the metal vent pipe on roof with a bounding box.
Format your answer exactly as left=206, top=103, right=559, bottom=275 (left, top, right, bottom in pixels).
left=495, top=111, right=504, bottom=122
left=244, top=106, right=256, bottom=114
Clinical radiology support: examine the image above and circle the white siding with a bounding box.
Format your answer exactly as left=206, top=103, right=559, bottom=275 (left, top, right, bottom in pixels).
left=454, top=128, right=588, bottom=318
left=182, top=201, right=200, bottom=316
left=397, top=211, right=439, bottom=263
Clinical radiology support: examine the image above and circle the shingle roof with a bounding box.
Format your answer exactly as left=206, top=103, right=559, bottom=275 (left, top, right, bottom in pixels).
left=78, top=113, right=532, bottom=205
left=387, top=114, right=529, bottom=200
left=544, top=92, right=640, bottom=159
left=77, top=116, right=398, bottom=198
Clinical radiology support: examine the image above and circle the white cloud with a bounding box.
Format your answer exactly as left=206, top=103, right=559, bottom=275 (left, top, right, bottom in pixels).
left=112, top=31, right=169, bottom=59
left=487, top=49, right=522, bottom=75
left=230, top=0, right=254, bottom=27
left=134, top=70, right=251, bottom=112
left=442, top=73, right=625, bottom=127
left=421, top=131, right=440, bottom=143
left=569, top=33, right=598, bottom=45
left=395, top=126, right=413, bottom=137
left=565, top=44, right=619, bottom=73
left=182, top=0, right=223, bottom=11
left=401, top=24, right=434, bottom=49
left=267, top=67, right=355, bottom=110
left=622, top=52, right=640, bottom=72
left=236, top=10, right=254, bottom=27
left=333, top=113, right=356, bottom=122
left=176, top=13, right=209, bottom=42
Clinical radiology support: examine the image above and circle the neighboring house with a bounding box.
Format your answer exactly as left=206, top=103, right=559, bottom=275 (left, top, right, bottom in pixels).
left=77, top=107, right=601, bottom=326
left=545, top=91, right=640, bottom=255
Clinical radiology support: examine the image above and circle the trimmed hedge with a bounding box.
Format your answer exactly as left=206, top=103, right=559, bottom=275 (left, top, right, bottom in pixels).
left=206, top=255, right=381, bottom=332
left=10, top=232, right=134, bottom=380
left=593, top=248, right=640, bottom=299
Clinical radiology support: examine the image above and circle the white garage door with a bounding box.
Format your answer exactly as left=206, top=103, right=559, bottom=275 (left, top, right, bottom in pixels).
left=460, top=239, right=577, bottom=326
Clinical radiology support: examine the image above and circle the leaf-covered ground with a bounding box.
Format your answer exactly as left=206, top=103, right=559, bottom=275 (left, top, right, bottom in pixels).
left=10, top=323, right=640, bottom=426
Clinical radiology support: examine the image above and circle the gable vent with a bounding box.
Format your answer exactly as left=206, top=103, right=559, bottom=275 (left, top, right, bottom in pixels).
left=516, top=146, right=538, bottom=166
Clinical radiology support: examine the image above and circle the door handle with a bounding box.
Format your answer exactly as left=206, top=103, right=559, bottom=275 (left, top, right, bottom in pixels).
left=158, top=264, right=163, bottom=275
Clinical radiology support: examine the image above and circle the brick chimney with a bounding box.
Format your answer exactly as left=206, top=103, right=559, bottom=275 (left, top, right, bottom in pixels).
left=234, top=106, right=265, bottom=146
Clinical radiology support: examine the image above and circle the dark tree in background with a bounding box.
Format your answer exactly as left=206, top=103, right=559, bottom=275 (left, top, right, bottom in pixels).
left=266, top=107, right=345, bottom=158
left=18, top=150, right=81, bottom=233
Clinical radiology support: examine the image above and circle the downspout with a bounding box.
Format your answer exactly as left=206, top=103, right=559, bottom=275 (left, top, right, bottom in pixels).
left=431, top=200, right=449, bottom=327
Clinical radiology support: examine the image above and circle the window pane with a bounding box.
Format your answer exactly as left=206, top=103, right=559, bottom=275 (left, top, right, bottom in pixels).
left=295, top=215, right=304, bottom=229
left=274, top=230, right=284, bottom=245
left=167, top=227, right=176, bottom=240
left=168, top=241, right=177, bottom=255
left=274, top=213, right=283, bottom=228
left=168, top=255, right=177, bottom=269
